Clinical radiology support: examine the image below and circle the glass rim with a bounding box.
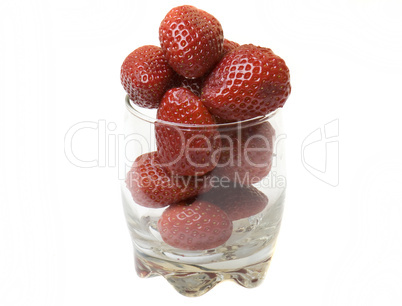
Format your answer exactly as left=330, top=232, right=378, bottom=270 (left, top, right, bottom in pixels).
left=125, top=94, right=280, bottom=129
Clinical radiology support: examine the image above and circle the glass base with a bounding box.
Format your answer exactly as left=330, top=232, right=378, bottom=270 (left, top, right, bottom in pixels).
left=134, top=249, right=272, bottom=297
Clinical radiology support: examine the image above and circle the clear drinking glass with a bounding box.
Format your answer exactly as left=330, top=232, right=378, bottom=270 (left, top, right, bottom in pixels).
left=121, top=95, right=286, bottom=297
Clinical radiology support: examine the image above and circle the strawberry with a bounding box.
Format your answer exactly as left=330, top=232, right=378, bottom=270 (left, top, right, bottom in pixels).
left=159, top=5, right=224, bottom=79
left=199, top=184, right=268, bottom=221
left=222, top=39, right=240, bottom=56
left=121, top=45, right=174, bottom=109
left=155, top=88, right=221, bottom=176
left=157, top=200, right=233, bottom=250
left=213, top=121, right=275, bottom=185
left=125, top=152, right=212, bottom=208
left=201, top=44, right=291, bottom=121
left=172, top=73, right=205, bottom=96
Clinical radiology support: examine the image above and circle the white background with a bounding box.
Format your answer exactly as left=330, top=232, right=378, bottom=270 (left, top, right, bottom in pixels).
left=1, top=0, right=402, bottom=305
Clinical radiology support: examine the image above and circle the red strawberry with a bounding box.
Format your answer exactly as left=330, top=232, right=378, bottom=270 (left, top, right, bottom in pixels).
left=199, top=184, right=268, bottom=221
left=222, top=39, right=240, bottom=56
left=125, top=152, right=212, bottom=208
left=157, top=200, right=233, bottom=250
left=159, top=5, right=224, bottom=78
left=156, top=88, right=221, bottom=176
left=121, top=45, right=174, bottom=109
left=201, top=44, right=291, bottom=121
left=172, top=73, right=205, bottom=96
left=213, top=121, right=275, bottom=185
